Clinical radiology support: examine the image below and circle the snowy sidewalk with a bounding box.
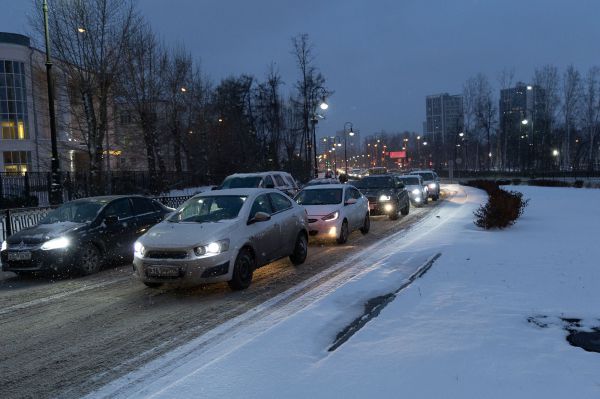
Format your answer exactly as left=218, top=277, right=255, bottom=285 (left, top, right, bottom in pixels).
left=92, top=185, right=600, bottom=399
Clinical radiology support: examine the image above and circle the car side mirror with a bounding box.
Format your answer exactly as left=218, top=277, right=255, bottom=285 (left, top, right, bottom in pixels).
left=345, top=198, right=358, bottom=206
left=248, top=211, right=271, bottom=224
left=104, top=214, right=119, bottom=225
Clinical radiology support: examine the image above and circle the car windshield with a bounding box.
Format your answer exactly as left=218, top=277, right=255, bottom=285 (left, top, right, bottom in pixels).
left=40, top=200, right=106, bottom=224
left=353, top=177, right=394, bottom=189
left=295, top=188, right=342, bottom=205
left=220, top=176, right=262, bottom=189
left=413, top=172, right=434, bottom=181
left=169, top=195, right=247, bottom=223
left=399, top=176, right=420, bottom=185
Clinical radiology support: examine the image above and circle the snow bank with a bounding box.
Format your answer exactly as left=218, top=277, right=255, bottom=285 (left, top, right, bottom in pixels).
left=93, top=185, right=600, bottom=399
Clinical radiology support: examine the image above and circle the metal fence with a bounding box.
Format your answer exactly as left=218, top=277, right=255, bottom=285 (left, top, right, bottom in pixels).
left=0, top=171, right=210, bottom=208
left=0, top=195, right=192, bottom=242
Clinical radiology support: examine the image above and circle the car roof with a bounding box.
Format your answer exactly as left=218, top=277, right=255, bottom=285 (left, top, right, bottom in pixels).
left=196, top=188, right=277, bottom=196
left=69, top=195, right=140, bottom=203
left=301, top=184, right=347, bottom=190
left=226, top=171, right=292, bottom=178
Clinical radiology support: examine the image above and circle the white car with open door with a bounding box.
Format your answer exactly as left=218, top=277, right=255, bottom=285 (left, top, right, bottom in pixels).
left=294, top=184, right=370, bottom=244
left=133, top=188, right=309, bottom=290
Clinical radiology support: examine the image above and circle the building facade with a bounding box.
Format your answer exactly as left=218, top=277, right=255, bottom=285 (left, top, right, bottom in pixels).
left=499, top=82, right=545, bottom=169
left=424, top=93, right=464, bottom=168
left=0, top=32, right=140, bottom=175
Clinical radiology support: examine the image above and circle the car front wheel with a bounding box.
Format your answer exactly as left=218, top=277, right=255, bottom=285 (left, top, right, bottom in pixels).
left=228, top=248, right=255, bottom=290
left=401, top=201, right=410, bottom=215
left=77, top=243, right=102, bottom=275
left=337, top=220, right=349, bottom=244
left=289, top=232, right=308, bottom=265
left=360, top=213, right=370, bottom=234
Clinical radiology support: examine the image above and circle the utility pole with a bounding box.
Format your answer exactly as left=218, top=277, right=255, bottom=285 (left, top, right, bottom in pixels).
left=43, top=0, right=62, bottom=204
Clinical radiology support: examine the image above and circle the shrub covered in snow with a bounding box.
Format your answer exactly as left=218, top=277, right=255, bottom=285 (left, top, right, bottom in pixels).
left=463, top=180, right=529, bottom=229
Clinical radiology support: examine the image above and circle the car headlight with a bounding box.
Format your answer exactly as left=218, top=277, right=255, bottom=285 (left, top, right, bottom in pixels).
left=428, top=183, right=437, bottom=189
left=194, top=239, right=230, bottom=257
left=412, top=189, right=420, bottom=195
left=322, top=211, right=339, bottom=222
left=134, top=241, right=145, bottom=257
left=1, top=241, right=7, bottom=251
left=379, top=195, right=391, bottom=201
left=41, top=236, right=70, bottom=251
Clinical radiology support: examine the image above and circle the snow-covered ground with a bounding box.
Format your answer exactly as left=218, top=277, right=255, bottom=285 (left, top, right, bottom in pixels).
left=93, top=185, right=600, bottom=399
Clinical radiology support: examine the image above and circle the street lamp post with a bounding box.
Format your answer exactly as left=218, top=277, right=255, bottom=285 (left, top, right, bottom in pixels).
left=310, top=86, right=329, bottom=178
left=43, top=0, right=62, bottom=204
left=343, top=122, right=354, bottom=175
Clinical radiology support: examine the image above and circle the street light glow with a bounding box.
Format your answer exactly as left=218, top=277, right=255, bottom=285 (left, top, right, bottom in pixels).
left=319, top=101, right=329, bottom=110
left=527, top=85, right=533, bottom=90
left=521, top=119, right=528, bottom=125
left=77, top=27, right=86, bottom=33
left=180, top=87, right=187, bottom=92
left=552, top=149, right=559, bottom=157
left=458, top=132, right=464, bottom=137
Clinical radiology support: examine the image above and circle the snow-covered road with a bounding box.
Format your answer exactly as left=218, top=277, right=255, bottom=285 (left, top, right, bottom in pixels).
left=93, top=185, right=600, bottom=399
left=92, top=184, right=480, bottom=398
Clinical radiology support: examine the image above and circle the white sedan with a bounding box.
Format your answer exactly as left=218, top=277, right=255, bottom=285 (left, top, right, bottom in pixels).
left=294, top=184, right=370, bottom=244
left=133, top=188, right=309, bottom=290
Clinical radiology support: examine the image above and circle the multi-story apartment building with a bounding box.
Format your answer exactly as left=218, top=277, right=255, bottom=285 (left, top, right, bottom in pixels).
left=424, top=93, right=464, bottom=168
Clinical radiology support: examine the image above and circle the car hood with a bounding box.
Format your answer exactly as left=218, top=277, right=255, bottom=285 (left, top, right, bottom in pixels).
left=139, top=219, right=238, bottom=249
left=359, top=188, right=394, bottom=198
left=302, top=204, right=342, bottom=217
left=6, top=221, right=87, bottom=245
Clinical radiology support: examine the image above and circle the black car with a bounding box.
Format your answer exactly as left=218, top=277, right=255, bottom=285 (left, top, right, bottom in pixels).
left=353, top=175, right=410, bottom=220
left=1, top=195, right=172, bottom=276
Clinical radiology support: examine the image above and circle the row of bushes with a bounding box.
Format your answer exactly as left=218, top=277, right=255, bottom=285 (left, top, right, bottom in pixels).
left=493, top=178, right=586, bottom=188
left=463, top=180, right=529, bottom=229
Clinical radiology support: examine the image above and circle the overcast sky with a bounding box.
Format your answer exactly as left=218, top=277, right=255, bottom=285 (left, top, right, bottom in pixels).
left=2, top=0, right=600, bottom=137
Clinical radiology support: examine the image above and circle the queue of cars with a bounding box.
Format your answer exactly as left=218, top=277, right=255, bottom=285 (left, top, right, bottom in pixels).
left=0, top=169, right=441, bottom=291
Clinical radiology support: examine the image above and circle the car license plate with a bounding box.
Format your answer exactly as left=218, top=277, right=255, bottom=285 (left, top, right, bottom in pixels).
left=8, top=251, right=32, bottom=261
left=146, top=265, right=180, bottom=277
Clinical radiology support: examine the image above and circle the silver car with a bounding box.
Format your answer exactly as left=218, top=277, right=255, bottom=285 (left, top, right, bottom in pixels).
left=397, top=175, right=428, bottom=206
left=133, top=188, right=309, bottom=290
left=409, top=170, right=440, bottom=201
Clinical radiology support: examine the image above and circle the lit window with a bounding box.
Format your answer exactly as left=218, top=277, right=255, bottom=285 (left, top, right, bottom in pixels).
left=3, top=151, right=31, bottom=174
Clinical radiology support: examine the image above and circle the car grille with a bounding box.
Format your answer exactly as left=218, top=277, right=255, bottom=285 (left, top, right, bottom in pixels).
left=145, top=250, right=188, bottom=259
left=308, top=218, right=318, bottom=223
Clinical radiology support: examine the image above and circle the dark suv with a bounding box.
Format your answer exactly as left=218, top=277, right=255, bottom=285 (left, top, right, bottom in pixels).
left=1, top=196, right=172, bottom=276
left=353, top=175, right=410, bottom=220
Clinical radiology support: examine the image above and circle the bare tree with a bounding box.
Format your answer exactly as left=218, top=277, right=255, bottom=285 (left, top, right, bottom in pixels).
left=163, top=46, right=194, bottom=173
left=562, top=65, right=581, bottom=169
left=470, top=73, right=496, bottom=170
left=581, top=67, right=600, bottom=171
left=118, top=20, right=167, bottom=177
left=31, top=0, right=137, bottom=188
left=497, top=68, right=515, bottom=170
left=533, top=65, right=560, bottom=169
left=291, top=33, right=329, bottom=180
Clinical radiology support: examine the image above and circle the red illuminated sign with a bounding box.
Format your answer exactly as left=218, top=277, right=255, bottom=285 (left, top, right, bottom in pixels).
left=389, top=151, right=406, bottom=159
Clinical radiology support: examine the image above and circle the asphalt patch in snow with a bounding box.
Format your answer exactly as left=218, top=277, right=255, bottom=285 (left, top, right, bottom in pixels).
left=527, top=315, right=600, bottom=354
left=328, top=253, right=441, bottom=352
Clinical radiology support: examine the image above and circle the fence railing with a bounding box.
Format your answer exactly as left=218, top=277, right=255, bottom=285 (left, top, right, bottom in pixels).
left=0, top=194, right=192, bottom=242
left=0, top=171, right=210, bottom=208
